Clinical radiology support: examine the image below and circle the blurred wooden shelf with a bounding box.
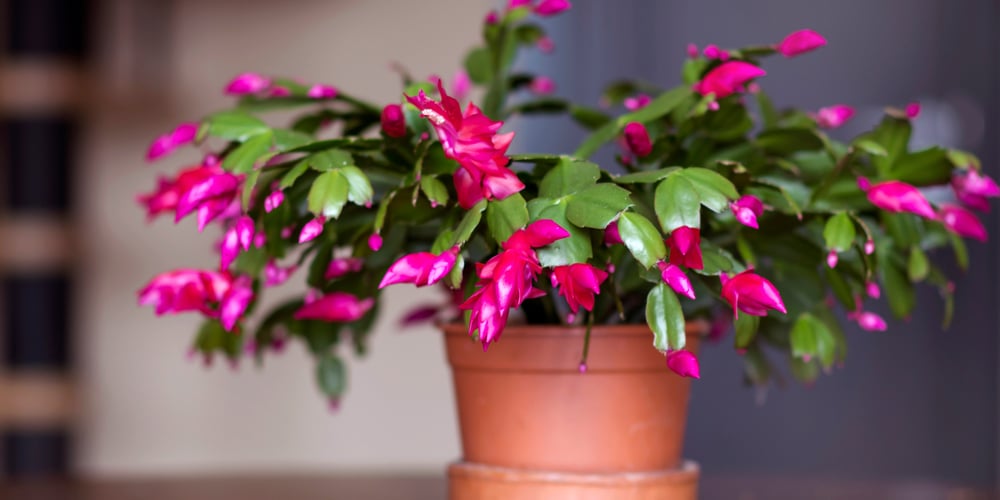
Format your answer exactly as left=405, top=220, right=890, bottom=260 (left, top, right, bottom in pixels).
left=0, top=473, right=995, bottom=500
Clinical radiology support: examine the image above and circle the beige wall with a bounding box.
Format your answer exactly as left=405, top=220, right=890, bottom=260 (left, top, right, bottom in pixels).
left=78, top=0, right=490, bottom=476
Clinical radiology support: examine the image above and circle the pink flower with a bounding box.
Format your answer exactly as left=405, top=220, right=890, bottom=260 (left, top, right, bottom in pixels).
left=864, top=239, right=875, bottom=255
left=175, top=170, right=242, bottom=231
left=849, top=310, right=887, bottom=332
left=461, top=220, right=569, bottom=349
left=536, top=36, right=555, bottom=53
left=686, top=43, right=699, bottom=59
left=138, top=269, right=231, bottom=316
left=666, top=350, right=700, bottom=379
left=325, top=257, right=364, bottom=280
left=657, top=262, right=695, bottom=299
left=624, top=94, right=651, bottom=111
left=775, top=29, right=826, bottom=57
left=623, top=122, right=652, bottom=158
left=604, top=221, right=623, bottom=246
left=306, top=84, right=337, bottom=99
left=219, top=276, right=254, bottom=331
left=550, top=263, right=609, bottom=314
left=381, top=104, right=407, bottom=138
left=666, top=226, right=703, bottom=270
left=860, top=179, right=937, bottom=220
left=293, top=292, right=374, bottom=322
left=225, top=73, right=271, bottom=95
left=268, top=86, right=291, bottom=98
left=534, top=0, right=571, bottom=16
left=507, top=0, right=532, bottom=8
left=952, top=170, right=1000, bottom=212
left=814, top=105, right=855, bottom=129
left=694, top=61, right=766, bottom=99
left=264, top=260, right=297, bottom=286
left=826, top=250, right=839, bottom=268
left=379, top=247, right=459, bottom=288
left=406, top=81, right=524, bottom=209
left=529, top=76, right=556, bottom=95
left=146, top=122, right=199, bottom=161
left=219, top=216, right=254, bottom=270
left=138, top=162, right=219, bottom=220
left=368, top=233, right=383, bottom=251
left=720, top=270, right=787, bottom=318
left=730, top=194, right=764, bottom=229
left=484, top=10, right=499, bottom=24
left=905, top=102, right=921, bottom=119
left=866, top=281, right=881, bottom=299
left=264, top=190, right=285, bottom=213
left=453, top=70, right=471, bottom=102
left=939, top=204, right=987, bottom=242
left=299, top=217, right=326, bottom=244
left=702, top=44, right=729, bottom=60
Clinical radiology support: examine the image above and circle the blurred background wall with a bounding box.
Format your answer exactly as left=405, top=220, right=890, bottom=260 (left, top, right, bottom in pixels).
left=0, top=0, right=995, bottom=489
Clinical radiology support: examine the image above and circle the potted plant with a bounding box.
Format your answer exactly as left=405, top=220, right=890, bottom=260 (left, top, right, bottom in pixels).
left=136, top=1, right=994, bottom=498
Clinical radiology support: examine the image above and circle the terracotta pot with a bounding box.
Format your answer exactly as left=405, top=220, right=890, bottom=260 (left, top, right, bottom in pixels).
left=442, top=322, right=703, bottom=500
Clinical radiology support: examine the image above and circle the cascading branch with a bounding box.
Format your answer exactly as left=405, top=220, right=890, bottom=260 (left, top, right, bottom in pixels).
left=136, top=0, right=996, bottom=403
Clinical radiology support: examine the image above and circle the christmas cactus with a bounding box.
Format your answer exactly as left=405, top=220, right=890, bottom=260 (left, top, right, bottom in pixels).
left=137, top=1, right=995, bottom=403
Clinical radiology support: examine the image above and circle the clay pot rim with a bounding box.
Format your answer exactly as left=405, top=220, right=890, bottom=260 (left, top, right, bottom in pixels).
left=440, top=319, right=710, bottom=339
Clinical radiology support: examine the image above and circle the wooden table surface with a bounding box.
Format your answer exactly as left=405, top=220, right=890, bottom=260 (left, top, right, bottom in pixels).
left=0, top=474, right=995, bottom=500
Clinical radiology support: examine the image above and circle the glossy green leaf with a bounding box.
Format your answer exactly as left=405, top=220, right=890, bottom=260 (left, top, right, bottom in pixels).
left=539, top=158, right=600, bottom=198
left=734, top=314, right=759, bottom=349
left=308, top=170, right=349, bottom=218
left=614, top=167, right=679, bottom=184
left=316, top=354, right=347, bottom=399
left=241, top=169, right=262, bottom=210
left=696, top=240, right=741, bottom=276
left=451, top=200, right=487, bottom=246
left=890, top=147, right=952, bottom=186
left=852, top=138, right=887, bottom=157
left=222, top=131, right=273, bottom=173
left=570, top=105, right=611, bottom=130
left=280, top=159, right=311, bottom=189
left=206, top=110, right=269, bottom=141
left=681, top=167, right=738, bottom=212
left=463, top=47, right=493, bottom=84
left=823, top=213, right=856, bottom=252
left=646, top=283, right=686, bottom=352
left=865, top=116, right=911, bottom=176
left=790, top=313, right=820, bottom=360
left=949, top=232, right=969, bottom=270
left=529, top=199, right=592, bottom=266
left=420, top=176, right=450, bottom=207
left=486, top=193, right=529, bottom=243
left=907, top=246, right=929, bottom=282
left=881, top=254, right=915, bottom=318
left=273, top=129, right=313, bottom=152
left=308, top=149, right=353, bottom=171
left=447, top=254, right=465, bottom=289
left=755, top=128, right=824, bottom=155
left=339, top=165, right=373, bottom=207
left=655, top=173, right=701, bottom=231
left=617, top=211, right=666, bottom=269
left=566, top=183, right=632, bottom=229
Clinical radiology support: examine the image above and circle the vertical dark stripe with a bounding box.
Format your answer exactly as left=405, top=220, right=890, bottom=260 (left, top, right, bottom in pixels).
left=3, top=274, right=71, bottom=369
left=2, top=430, right=70, bottom=476
left=5, top=0, right=91, bottom=59
left=1, top=116, right=76, bottom=212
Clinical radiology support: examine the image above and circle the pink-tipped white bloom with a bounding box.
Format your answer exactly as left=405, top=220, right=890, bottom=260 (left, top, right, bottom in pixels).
left=225, top=72, right=271, bottom=95
left=533, top=0, right=571, bottom=16
left=952, top=170, right=1000, bottom=212
left=775, top=29, right=827, bottom=57
left=293, top=292, right=374, bottom=322
left=379, top=247, right=460, bottom=289
left=146, top=122, right=199, bottom=161
left=666, top=350, right=700, bottom=379
left=368, top=233, right=383, bottom=251
left=666, top=226, right=704, bottom=270
left=814, top=105, right=855, bottom=129
left=264, top=260, right=297, bottom=287
left=657, top=262, right=695, bottom=299
left=299, top=217, right=326, bottom=244
left=407, top=81, right=524, bottom=209
left=325, top=257, right=364, bottom=280
left=905, top=102, right=921, bottom=119
left=730, top=194, right=764, bottom=229
left=859, top=179, right=937, bottom=220
left=264, top=190, right=285, bottom=213
left=623, top=122, right=653, bottom=158
left=175, top=171, right=242, bottom=231
left=529, top=76, right=556, bottom=95
left=939, top=204, right=987, bottom=241
left=720, top=270, right=787, bottom=318
left=624, top=94, right=651, bottom=111
left=462, top=220, right=570, bottom=349
left=306, top=84, right=338, bottom=99
left=550, top=263, right=609, bottom=314
left=694, top=61, right=766, bottom=99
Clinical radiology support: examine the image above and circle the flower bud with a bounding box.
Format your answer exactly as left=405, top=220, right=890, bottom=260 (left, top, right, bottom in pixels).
left=380, top=104, right=407, bottom=138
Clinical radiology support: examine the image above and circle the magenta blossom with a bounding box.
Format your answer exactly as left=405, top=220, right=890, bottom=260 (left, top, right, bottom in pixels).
left=264, top=260, right=297, bottom=287
left=453, top=70, right=471, bottom=102
left=657, top=262, right=695, bottom=299
left=814, top=105, right=855, bottom=129
left=604, top=221, right=623, bottom=246
left=694, top=61, right=766, bottom=99
left=225, top=72, right=271, bottom=95
left=264, top=190, right=285, bottom=213
left=368, top=233, right=383, bottom=251
left=720, top=270, right=787, bottom=318
left=860, top=179, right=937, bottom=220
left=730, top=194, right=764, bottom=229
left=533, top=0, right=572, bottom=16
left=220, top=216, right=255, bottom=270
left=866, top=281, right=881, bottom=299
left=306, top=84, right=337, bottom=99
left=666, top=350, right=700, bottom=379
left=666, top=226, right=704, bottom=270
left=268, top=86, right=291, bottom=98
left=381, top=104, right=407, bottom=138
left=138, top=162, right=220, bottom=220
left=138, top=269, right=231, bottom=316
left=624, top=94, right=651, bottom=111
left=219, top=276, right=254, bottom=331
left=939, top=204, right=987, bottom=242
left=702, top=44, right=729, bottom=60
left=775, top=29, right=826, bottom=57
left=623, top=122, right=653, bottom=158
left=864, top=239, right=875, bottom=255
left=826, top=250, right=839, bottom=269
left=462, top=220, right=569, bottom=349
left=175, top=170, right=242, bottom=231
left=299, top=217, right=326, bottom=244
left=952, top=170, right=1000, bottom=212
left=550, top=263, right=609, bottom=314
left=905, top=102, right=921, bottom=119
left=293, top=292, right=374, bottom=323
left=529, top=76, right=556, bottom=95
left=849, top=310, right=887, bottom=332
left=325, top=257, right=364, bottom=280
left=407, top=81, right=524, bottom=209
left=686, top=43, right=699, bottom=59
left=146, top=122, right=199, bottom=162
left=379, top=247, right=460, bottom=289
